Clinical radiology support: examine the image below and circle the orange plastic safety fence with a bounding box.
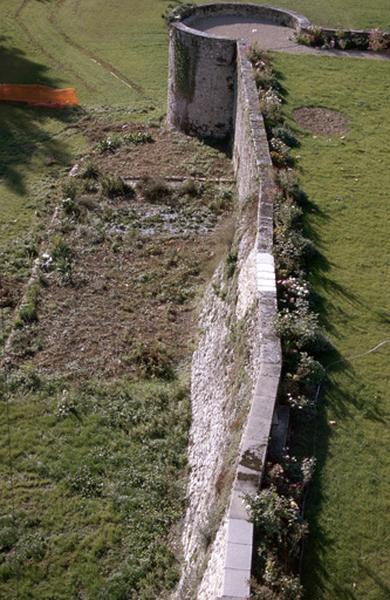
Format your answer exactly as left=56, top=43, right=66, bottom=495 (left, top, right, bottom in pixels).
left=0, top=84, right=78, bottom=108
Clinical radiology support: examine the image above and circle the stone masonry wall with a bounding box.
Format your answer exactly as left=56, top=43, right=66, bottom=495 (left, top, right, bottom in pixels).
left=169, top=7, right=390, bottom=596
left=167, top=3, right=309, bottom=140
left=168, top=6, right=284, bottom=599
left=167, top=24, right=236, bottom=139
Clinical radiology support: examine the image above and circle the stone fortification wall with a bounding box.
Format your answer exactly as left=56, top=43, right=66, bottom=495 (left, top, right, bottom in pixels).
left=167, top=24, right=236, bottom=138
left=167, top=3, right=309, bottom=140
left=168, top=5, right=284, bottom=600
left=205, top=42, right=281, bottom=600
left=184, top=2, right=308, bottom=29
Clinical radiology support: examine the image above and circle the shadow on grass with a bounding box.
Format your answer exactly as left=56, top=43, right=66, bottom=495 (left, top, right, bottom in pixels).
left=289, top=190, right=389, bottom=598
left=298, top=191, right=362, bottom=337
left=0, top=37, right=82, bottom=194
left=299, top=375, right=386, bottom=599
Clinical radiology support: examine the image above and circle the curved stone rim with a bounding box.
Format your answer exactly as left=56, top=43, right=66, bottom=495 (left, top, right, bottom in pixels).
left=170, top=2, right=312, bottom=42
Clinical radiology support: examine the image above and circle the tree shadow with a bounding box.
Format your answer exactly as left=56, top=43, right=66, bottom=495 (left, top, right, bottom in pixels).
left=0, top=37, right=82, bottom=195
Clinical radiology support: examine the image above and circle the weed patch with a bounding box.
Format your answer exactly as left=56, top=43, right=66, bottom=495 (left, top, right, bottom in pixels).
left=0, top=374, right=190, bottom=599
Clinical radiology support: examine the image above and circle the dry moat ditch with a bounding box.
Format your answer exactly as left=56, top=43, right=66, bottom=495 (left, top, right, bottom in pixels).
left=0, top=117, right=237, bottom=599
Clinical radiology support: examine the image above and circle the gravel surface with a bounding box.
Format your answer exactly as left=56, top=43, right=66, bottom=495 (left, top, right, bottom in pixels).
left=188, top=15, right=390, bottom=61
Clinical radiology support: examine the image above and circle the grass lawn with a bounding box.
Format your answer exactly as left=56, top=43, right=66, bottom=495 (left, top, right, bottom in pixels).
left=273, top=52, right=390, bottom=600
left=233, top=0, right=390, bottom=29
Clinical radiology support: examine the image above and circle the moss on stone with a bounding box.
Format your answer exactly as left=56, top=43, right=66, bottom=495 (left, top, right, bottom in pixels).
left=174, top=36, right=198, bottom=100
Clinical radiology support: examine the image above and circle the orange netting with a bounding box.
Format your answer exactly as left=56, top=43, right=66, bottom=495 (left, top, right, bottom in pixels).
left=0, top=84, right=78, bottom=108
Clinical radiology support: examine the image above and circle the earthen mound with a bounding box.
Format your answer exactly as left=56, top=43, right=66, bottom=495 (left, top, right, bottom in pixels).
left=293, top=106, right=348, bottom=135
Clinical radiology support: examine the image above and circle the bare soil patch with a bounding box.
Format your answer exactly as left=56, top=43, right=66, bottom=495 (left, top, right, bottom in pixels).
left=0, top=275, right=22, bottom=309
left=11, top=124, right=235, bottom=379
left=293, top=107, right=348, bottom=136
left=77, top=118, right=233, bottom=180
left=31, top=218, right=233, bottom=379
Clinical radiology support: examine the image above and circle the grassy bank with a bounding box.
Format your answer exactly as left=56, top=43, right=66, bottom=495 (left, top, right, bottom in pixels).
left=273, top=52, right=390, bottom=600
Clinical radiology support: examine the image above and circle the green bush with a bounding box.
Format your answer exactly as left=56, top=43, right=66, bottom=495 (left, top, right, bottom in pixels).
left=101, top=175, right=134, bottom=199
left=62, top=179, right=78, bottom=200
left=50, top=236, right=73, bottom=285
left=122, top=131, right=153, bottom=145
left=16, top=283, right=40, bottom=327
left=62, top=196, right=81, bottom=218
left=136, top=175, right=171, bottom=203
left=96, top=135, right=122, bottom=154
left=226, top=249, right=238, bottom=278
left=81, top=160, right=100, bottom=179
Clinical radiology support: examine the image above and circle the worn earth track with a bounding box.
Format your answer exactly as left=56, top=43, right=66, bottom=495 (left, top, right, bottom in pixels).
left=49, top=0, right=146, bottom=94
left=15, top=0, right=94, bottom=90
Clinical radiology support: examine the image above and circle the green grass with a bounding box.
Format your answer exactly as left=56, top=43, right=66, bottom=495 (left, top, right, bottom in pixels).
left=273, top=52, right=390, bottom=600
left=233, top=0, right=390, bottom=29
left=0, top=0, right=171, bottom=279
left=0, top=370, right=189, bottom=599
left=1, top=2, right=390, bottom=598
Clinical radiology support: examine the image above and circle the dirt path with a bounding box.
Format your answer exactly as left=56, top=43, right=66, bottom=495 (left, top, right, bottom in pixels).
left=189, top=15, right=390, bottom=61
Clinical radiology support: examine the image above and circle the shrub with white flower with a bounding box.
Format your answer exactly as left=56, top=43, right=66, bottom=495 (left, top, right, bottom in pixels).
left=56, top=389, right=76, bottom=418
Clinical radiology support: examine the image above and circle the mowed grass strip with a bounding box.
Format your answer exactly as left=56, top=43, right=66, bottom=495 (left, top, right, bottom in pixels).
left=273, top=52, right=390, bottom=600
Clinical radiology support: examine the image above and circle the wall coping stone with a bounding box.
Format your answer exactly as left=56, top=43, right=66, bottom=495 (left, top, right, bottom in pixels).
left=217, top=40, right=281, bottom=600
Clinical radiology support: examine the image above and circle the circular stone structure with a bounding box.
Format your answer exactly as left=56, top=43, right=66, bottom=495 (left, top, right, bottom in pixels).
left=167, top=3, right=310, bottom=139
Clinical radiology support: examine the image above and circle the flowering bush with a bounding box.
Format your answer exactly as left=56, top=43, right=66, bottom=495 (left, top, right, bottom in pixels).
left=247, top=485, right=307, bottom=555
left=275, top=170, right=307, bottom=205
left=274, top=303, right=320, bottom=350
left=272, top=125, right=298, bottom=148
left=258, top=88, right=283, bottom=129
left=274, top=198, right=303, bottom=230
left=270, top=138, right=293, bottom=168
left=296, top=26, right=388, bottom=52
left=290, top=351, right=326, bottom=385
left=247, top=453, right=317, bottom=599
left=286, top=391, right=311, bottom=410
left=273, top=229, right=310, bottom=275
left=368, top=28, right=389, bottom=51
